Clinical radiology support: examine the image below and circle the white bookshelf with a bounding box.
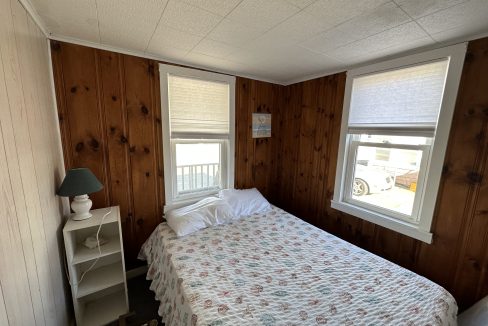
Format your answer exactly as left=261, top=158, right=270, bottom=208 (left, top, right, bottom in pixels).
left=63, top=206, right=129, bottom=326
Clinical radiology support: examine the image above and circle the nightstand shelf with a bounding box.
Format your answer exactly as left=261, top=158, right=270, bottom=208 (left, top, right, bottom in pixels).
left=76, top=262, right=125, bottom=299
left=72, top=236, right=121, bottom=265
left=63, top=206, right=129, bottom=326
left=82, top=290, right=128, bottom=326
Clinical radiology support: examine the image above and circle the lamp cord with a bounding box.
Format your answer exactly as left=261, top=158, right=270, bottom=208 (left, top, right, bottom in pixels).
left=65, top=208, right=112, bottom=287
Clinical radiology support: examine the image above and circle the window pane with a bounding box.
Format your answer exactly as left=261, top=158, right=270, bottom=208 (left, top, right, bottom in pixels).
left=349, top=60, right=449, bottom=128
left=175, top=143, right=221, bottom=194
left=351, top=143, right=424, bottom=218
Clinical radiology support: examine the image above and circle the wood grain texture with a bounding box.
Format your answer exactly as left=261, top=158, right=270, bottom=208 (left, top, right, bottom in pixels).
left=274, top=38, right=488, bottom=310
left=51, top=37, right=488, bottom=310
left=235, top=78, right=284, bottom=201
left=51, top=42, right=165, bottom=268
left=0, top=0, right=69, bottom=325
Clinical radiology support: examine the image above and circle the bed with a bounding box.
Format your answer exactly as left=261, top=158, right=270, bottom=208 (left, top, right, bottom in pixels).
left=139, top=206, right=457, bottom=325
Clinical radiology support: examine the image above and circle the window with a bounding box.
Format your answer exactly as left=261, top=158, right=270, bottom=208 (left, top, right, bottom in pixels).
left=332, top=44, right=467, bottom=243
left=160, top=64, right=235, bottom=209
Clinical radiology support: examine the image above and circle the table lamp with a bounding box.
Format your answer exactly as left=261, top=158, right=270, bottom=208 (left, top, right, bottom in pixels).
left=57, top=168, right=103, bottom=220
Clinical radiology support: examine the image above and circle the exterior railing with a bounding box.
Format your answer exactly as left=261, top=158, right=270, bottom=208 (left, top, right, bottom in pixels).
left=176, top=163, right=220, bottom=193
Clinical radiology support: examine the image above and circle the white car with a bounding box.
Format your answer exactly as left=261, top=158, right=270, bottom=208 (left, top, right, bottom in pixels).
left=353, top=164, right=393, bottom=196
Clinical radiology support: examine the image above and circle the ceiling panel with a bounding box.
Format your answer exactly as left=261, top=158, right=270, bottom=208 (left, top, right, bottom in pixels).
left=97, top=0, right=168, bottom=51
left=303, top=0, right=390, bottom=30
left=326, top=22, right=430, bottom=62
left=416, top=0, right=488, bottom=35
left=178, top=0, right=242, bottom=16
left=301, top=2, right=411, bottom=54
left=207, top=18, right=263, bottom=46
left=284, top=0, right=317, bottom=9
left=159, top=0, right=223, bottom=36
left=147, top=25, right=202, bottom=53
left=192, top=39, right=240, bottom=58
left=33, top=0, right=100, bottom=42
left=395, top=0, right=468, bottom=18
left=29, top=0, right=488, bottom=84
left=226, top=0, right=301, bottom=32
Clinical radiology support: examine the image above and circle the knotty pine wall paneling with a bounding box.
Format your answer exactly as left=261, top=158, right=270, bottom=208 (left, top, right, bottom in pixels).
left=51, top=42, right=281, bottom=268
left=275, top=38, right=488, bottom=310
left=235, top=77, right=284, bottom=202
left=51, top=42, right=164, bottom=268
left=51, top=37, right=488, bottom=309
left=0, top=0, right=70, bottom=324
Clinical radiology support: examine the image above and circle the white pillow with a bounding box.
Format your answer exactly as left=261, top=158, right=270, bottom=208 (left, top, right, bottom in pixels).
left=458, top=295, right=488, bottom=326
left=218, top=188, right=272, bottom=217
left=165, top=197, right=236, bottom=237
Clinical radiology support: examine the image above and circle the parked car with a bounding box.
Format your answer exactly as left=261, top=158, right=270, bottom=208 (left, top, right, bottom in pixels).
left=395, top=170, right=419, bottom=189
left=353, top=164, right=393, bottom=196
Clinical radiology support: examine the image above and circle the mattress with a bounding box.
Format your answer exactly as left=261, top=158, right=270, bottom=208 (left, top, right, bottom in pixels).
left=139, top=206, right=457, bottom=326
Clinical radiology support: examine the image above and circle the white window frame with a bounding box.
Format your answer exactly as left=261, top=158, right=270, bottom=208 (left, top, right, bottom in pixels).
left=332, top=44, right=467, bottom=244
left=159, top=64, right=235, bottom=211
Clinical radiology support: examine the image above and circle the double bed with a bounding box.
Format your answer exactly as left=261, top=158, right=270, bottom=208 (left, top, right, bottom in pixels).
left=139, top=206, right=457, bottom=325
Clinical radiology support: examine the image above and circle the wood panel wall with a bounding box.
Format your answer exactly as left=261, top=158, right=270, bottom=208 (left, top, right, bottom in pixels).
left=50, top=41, right=281, bottom=268
left=235, top=78, right=284, bottom=202
left=50, top=37, right=488, bottom=310
left=274, top=38, right=488, bottom=310
left=51, top=42, right=164, bottom=268
left=0, top=0, right=70, bottom=324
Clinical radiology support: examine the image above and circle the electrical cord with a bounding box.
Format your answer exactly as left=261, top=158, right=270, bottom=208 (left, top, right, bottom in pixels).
left=65, top=208, right=112, bottom=287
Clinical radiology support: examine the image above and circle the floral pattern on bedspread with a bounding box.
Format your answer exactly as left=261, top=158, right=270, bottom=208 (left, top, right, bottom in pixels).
left=139, top=207, right=457, bottom=326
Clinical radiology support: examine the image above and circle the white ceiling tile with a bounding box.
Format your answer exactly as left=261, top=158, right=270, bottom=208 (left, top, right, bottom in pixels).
left=178, top=0, right=242, bottom=16
left=34, top=0, right=100, bottom=42
left=97, top=0, right=167, bottom=51
left=416, top=0, right=488, bottom=35
left=326, top=22, right=429, bottom=62
left=28, top=0, right=488, bottom=83
left=285, top=0, right=317, bottom=9
left=430, top=22, right=488, bottom=43
left=301, top=2, right=411, bottom=53
left=192, top=38, right=239, bottom=58
left=184, top=52, right=253, bottom=74
left=259, top=11, right=333, bottom=45
left=207, top=18, right=263, bottom=46
left=147, top=25, right=202, bottom=52
left=395, top=0, right=468, bottom=18
left=160, top=0, right=223, bottom=36
left=146, top=46, right=190, bottom=62
left=226, top=0, right=301, bottom=32
left=303, top=0, right=390, bottom=30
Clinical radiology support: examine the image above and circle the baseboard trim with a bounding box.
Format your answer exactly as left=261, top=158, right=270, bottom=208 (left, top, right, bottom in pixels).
left=126, top=265, right=148, bottom=280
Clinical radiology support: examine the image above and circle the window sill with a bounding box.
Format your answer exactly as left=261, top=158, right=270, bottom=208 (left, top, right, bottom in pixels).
left=164, top=190, right=220, bottom=213
left=331, top=200, right=433, bottom=244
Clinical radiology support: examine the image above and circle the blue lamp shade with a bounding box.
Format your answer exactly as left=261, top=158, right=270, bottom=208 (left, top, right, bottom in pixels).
left=57, top=168, right=103, bottom=197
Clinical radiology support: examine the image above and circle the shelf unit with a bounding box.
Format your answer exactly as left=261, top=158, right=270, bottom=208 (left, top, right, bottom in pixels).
left=63, top=206, right=129, bottom=326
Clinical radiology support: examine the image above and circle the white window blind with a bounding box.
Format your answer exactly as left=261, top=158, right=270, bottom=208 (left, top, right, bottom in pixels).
left=348, top=60, right=449, bottom=129
left=168, top=75, right=230, bottom=136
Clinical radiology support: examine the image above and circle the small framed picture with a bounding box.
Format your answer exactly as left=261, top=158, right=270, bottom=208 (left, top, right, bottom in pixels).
left=252, top=113, right=271, bottom=138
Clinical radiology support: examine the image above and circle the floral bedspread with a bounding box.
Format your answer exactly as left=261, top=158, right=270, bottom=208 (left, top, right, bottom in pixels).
left=139, top=206, right=457, bottom=326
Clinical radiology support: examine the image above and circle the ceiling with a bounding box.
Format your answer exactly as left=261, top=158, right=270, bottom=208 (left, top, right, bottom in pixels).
left=26, top=0, right=488, bottom=84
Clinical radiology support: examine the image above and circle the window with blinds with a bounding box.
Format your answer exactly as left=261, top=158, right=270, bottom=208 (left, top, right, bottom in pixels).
left=168, top=75, right=230, bottom=136
left=332, top=44, right=466, bottom=244
left=160, top=65, right=235, bottom=207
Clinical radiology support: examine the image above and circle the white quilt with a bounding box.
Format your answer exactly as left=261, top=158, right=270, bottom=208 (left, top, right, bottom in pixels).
left=139, top=206, right=457, bottom=326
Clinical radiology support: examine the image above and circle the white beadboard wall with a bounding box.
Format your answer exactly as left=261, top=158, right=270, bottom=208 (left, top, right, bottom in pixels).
left=0, top=0, right=70, bottom=325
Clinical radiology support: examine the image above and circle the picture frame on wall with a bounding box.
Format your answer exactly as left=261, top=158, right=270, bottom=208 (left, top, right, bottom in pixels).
left=252, top=113, right=271, bottom=138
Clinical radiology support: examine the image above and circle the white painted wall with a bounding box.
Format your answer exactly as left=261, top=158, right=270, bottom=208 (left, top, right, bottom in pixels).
left=0, top=0, right=70, bottom=324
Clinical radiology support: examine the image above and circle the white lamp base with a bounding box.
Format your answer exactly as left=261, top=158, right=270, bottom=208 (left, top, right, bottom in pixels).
left=71, top=194, right=93, bottom=221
